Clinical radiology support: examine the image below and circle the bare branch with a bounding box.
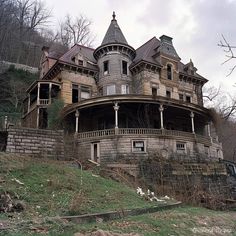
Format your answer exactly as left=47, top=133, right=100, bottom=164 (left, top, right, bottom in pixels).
left=218, top=34, right=236, bottom=76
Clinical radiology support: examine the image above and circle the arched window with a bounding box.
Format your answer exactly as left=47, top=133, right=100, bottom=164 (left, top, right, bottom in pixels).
left=167, top=64, right=172, bottom=80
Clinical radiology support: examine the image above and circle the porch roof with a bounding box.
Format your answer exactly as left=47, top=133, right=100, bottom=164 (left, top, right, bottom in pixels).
left=61, top=94, right=210, bottom=118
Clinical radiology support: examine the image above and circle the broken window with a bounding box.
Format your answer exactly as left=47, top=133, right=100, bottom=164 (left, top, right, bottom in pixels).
left=152, top=87, right=157, bottom=96
left=106, top=84, right=116, bottom=95
left=166, top=90, right=171, bottom=98
left=78, top=60, right=83, bottom=66
left=121, top=84, right=129, bottom=94
left=122, top=60, right=128, bottom=75
left=186, top=95, right=191, bottom=103
left=132, top=140, right=146, bottom=152
left=72, top=84, right=79, bottom=103
left=179, top=94, right=184, bottom=101
left=167, top=64, right=172, bottom=80
left=103, top=61, right=109, bottom=75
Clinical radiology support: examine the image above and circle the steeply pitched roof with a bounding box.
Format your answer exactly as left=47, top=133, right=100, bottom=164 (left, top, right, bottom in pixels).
left=131, top=37, right=162, bottom=68
left=59, top=44, right=98, bottom=71
left=101, top=12, right=128, bottom=45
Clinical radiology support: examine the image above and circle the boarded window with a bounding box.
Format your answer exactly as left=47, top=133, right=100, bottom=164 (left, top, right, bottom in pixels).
left=107, top=85, right=116, bottom=95
left=81, top=86, right=90, bottom=99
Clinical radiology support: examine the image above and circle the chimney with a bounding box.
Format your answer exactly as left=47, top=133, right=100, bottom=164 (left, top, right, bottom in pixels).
left=159, top=35, right=173, bottom=45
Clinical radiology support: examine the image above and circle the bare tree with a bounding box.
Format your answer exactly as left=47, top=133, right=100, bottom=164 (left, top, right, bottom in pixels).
left=14, top=0, right=51, bottom=63
left=58, top=14, right=95, bottom=47
left=218, top=34, right=236, bottom=76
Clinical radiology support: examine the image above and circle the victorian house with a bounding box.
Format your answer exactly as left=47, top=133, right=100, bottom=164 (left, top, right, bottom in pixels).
left=22, top=12, right=223, bottom=164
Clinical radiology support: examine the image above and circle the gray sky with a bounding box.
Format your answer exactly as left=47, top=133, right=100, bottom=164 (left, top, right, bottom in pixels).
left=49, top=0, right=236, bottom=94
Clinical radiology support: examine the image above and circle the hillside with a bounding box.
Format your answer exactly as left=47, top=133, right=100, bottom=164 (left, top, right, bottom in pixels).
left=0, top=66, right=37, bottom=127
left=0, top=153, right=236, bottom=236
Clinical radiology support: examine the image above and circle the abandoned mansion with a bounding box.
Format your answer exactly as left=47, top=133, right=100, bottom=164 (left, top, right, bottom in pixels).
left=22, top=12, right=223, bottom=163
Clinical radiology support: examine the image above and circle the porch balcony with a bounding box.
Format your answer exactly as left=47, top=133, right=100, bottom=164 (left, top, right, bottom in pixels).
left=76, top=128, right=216, bottom=146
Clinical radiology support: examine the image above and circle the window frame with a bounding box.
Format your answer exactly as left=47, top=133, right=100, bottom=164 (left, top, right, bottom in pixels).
left=132, top=140, right=146, bottom=153
left=176, top=142, right=186, bottom=152
left=103, top=60, right=109, bottom=75
left=106, top=84, right=116, bottom=95
left=122, top=60, right=128, bottom=75
left=167, top=64, right=173, bottom=80
left=121, top=84, right=129, bottom=94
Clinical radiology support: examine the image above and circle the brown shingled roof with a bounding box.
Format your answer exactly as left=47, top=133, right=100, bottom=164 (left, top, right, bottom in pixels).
left=59, top=44, right=98, bottom=71
left=131, top=37, right=162, bottom=68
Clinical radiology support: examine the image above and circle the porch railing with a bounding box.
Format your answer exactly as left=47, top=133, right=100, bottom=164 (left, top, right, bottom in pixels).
left=76, top=128, right=213, bottom=144
left=38, top=99, right=50, bottom=105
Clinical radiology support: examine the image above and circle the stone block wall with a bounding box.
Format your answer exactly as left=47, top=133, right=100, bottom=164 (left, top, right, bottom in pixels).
left=6, top=128, right=64, bottom=159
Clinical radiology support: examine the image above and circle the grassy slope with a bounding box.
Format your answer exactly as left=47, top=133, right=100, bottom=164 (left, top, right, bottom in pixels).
left=1, top=153, right=236, bottom=236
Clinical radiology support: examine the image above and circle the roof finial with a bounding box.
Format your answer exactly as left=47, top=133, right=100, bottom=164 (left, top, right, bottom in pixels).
left=112, top=11, right=116, bottom=20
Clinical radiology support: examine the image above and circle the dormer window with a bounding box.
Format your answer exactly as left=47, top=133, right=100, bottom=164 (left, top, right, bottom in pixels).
left=103, top=61, right=109, bottom=75
left=122, top=61, right=128, bottom=75
left=78, top=60, right=83, bottom=66
left=167, top=64, right=173, bottom=80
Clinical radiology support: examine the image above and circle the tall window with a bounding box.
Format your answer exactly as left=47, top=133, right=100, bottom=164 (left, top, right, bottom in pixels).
left=186, top=95, right=191, bottom=103
left=72, top=84, right=79, bottom=103
left=179, top=94, right=184, bottom=101
left=72, top=84, right=91, bottom=102
left=167, top=64, right=172, bottom=80
left=121, top=84, right=129, bottom=94
left=107, top=84, right=116, bottom=95
left=152, top=87, right=157, bottom=96
left=103, top=61, right=109, bottom=75
left=122, top=61, right=128, bottom=75
left=166, top=90, right=171, bottom=98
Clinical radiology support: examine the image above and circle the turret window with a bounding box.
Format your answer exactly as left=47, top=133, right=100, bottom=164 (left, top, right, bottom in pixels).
left=103, top=61, right=109, bottom=75
left=121, top=84, right=129, bottom=94
left=122, top=61, right=128, bottom=75
left=167, top=64, right=173, bottom=80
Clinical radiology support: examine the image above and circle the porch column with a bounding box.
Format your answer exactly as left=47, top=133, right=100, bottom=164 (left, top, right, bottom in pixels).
left=37, top=83, right=40, bottom=105
left=113, top=102, right=119, bottom=134
left=159, top=104, right=164, bottom=129
left=28, top=94, right=31, bottom=113
left=49, top=83, right=52, bottom=104
left=36, top=107, right=40, bottom=128
left=75, top=109, right=80, bottom=133
left=207, top=122, right=211, bottom=137
left=190, top=111, right=195, bottom=134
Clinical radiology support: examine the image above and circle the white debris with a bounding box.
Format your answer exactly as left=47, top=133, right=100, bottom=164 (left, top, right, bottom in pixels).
left=163, top=195, right=170, bottom=200
left=11, top=178, right=24, bottom=185
left=136, top=187, right=145, bottom=196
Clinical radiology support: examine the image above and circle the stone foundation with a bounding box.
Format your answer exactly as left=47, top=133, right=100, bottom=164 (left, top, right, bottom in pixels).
left=6, top=128, right=64, bottom=159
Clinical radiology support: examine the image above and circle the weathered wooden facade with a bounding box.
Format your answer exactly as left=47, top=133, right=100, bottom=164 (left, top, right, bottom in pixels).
left=22, top=12, right=223, bottom=163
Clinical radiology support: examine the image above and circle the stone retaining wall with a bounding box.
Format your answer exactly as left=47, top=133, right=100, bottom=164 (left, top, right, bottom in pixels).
left=6, top=128, right=64, bottom=159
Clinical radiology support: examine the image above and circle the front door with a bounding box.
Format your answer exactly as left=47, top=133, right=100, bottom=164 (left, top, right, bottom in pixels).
left=91, top=142, right=100, bottom=163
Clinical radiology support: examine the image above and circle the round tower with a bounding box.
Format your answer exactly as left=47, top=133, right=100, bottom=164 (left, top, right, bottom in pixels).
left=94, top=12, right=136, bottom=95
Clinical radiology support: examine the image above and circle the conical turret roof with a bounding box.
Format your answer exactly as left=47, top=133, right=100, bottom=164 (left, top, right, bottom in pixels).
left=101, top=12, right=128, bottom=45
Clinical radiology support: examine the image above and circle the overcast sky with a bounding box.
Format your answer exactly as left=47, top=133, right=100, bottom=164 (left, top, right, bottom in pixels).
left=48, top=0, right=236, bottom=94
